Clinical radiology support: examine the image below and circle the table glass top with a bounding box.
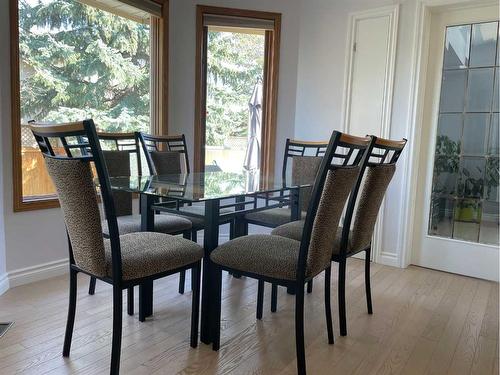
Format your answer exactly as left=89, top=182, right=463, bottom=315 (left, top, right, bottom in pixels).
left=105, top=171, right=314, bottom=202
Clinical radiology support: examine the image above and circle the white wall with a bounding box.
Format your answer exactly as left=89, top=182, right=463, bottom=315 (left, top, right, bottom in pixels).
left=0, top=0, right=301, bottom=291
left=169, top=0, right=301, bottom=181
left=0, top=0, right=428, bottom=291
left=294, top=0, right=418, bottom=267
left=0, top=0, right=69, bottom=288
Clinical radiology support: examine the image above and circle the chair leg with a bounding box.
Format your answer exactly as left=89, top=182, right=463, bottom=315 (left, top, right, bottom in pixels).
left=110, top=285, right=123, bottom=375
left=338, top=258, right=347, bottom=336
left=88, top=276, right=96, bottom=295
left=365, top=248, right=373, bottom=315
left=179, top=270, right=186, bottom=294
left=191, top=262, right=201, bottom=348
left=256, top=280, right=264, bottom=320
left=324, top=267, right=334, bottom=344
left=63, top=269, right=78, bottom=357
left=212, top=266, right=223, bottom=351
left=271, top=283, right=278, bottom=313
left=295, top=284, right=306, bottom=375
left=307, top=279, right=313, bottom=294
left=178, top=231, right=192, bottom=295
left=191, top=229, right=198, bottom=243
left=127, top=287, right=134, bottom=316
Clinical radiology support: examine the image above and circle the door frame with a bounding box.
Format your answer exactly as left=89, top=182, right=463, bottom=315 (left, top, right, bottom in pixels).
left=402, top=0, right=499, bottom=269
left=340, top=4, right=399, bottom=266
left=193, top=5, right=281, bottom=183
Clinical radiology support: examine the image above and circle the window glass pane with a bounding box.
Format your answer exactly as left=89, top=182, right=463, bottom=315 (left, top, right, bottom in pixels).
left=466, top=68, right=494, bottom=112
left=444, top=25, right=471, bottom=69
left=480, top=201, right=499, bottom=245
left=440, top=70, right=467, bottom=112
left=458, top=157, right=485, bottom=198
left=429, top=196, right=455, bottom=238
left=435, top=114, right=462, bottom=155
left=489, top=113, right=499, bottom=155
left=462, top=114, right=488, bottom=155
left=470, top=22, right=498, bottom=68
left=432, top=155, right=458, bottom=195
left=485, top=157, right=499, bottom=201
left=19, top=0, right=151, bottom=199
left=453, top=199, right=481, bottom=242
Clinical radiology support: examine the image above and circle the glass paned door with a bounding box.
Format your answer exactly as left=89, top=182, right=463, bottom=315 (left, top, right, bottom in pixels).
left=429, top=21, right=500, bottom=245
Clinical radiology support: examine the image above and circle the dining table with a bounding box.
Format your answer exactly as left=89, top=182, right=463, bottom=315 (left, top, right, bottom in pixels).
left=106, top=170, right=314, bottom=344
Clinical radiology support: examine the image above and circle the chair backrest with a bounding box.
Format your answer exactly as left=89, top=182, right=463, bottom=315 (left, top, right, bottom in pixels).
left=138, top=133, right=190, bottom=175
left=297, top=133, right=373, bottom=281
left=340, top=137, right=407, bottom=254
left=30, top=120, right=123, bottom=281
left=97, top=132, right=143, bottom=217
left=282, top=139, right=329, bottom=211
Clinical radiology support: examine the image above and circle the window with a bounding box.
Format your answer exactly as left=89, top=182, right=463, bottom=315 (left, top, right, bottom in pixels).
left=194, top=6, right=281, bottom=187
left=428, top=21, right=499, bottom=245
left=10, top=0, right=168, bottom=211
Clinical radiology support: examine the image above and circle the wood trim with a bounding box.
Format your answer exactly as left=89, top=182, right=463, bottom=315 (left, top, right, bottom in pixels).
left=338, top=134, right=371, bottom=147
left=159, top=0, right=169, bottom=136
left=150, top=0, right=169, bottom=136
left=194, top=7, right=206, bottom=173
left=374, top=137, right=407, bottom=149
left=288, top=139, right=330, bottom=146
left=194, top=5, right=281, bottom=183
left=10, top=0, right=169, bottom=211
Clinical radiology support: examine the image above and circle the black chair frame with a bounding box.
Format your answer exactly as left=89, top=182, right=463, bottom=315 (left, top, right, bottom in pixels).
left=243, top=138, right=329, bottom=229
left=88, top=132, right=192, bottom=305
left=269, top=136, right=407, bottom=336
left=210, top=131, right=372, bottom=375
left=31, top=120, right=202, bottom=375
left=138, top=131, right=235, bottom=292
left=334, top=136, right=407, bottom=336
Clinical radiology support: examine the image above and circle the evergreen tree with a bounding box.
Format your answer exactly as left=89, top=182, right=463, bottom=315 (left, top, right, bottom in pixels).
left=206, top=30, right=265, bottom=146
left=19, top=0, right=150, bottom=132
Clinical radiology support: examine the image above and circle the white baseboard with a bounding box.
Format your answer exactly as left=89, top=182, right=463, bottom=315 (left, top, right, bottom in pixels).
left=8, top=258, right=69, bottom=288
left=378, top=251, right=399, bottom=268
left=0, top=273, right=9, bottom=296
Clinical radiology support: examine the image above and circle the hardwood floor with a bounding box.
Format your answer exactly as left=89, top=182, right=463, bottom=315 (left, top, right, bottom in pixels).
left=0, top=260, right=497, bottom=374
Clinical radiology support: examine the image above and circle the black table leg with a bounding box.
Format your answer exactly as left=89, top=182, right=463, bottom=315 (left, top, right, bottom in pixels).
left=231, top=196, right=247, bottom=279
left=139, top=194, right=155, bottom=321
left=287, top=188, right=301, bottom=295
left=200, top=199, right=220, bottom=344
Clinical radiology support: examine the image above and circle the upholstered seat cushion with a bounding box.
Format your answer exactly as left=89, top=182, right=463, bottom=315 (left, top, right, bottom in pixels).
left=102, top=214, right=192, bottom=236
left=210, top=234, right=302, bottom=280
left=244, top=207, right=307, bottom=227
left=272, top=221, right=355, bottom=255
left=104, top=232, right=203, bottom=280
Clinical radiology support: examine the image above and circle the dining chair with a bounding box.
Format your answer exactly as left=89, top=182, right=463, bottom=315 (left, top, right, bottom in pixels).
left=272, top=136, right=407, bottom=336
left=209, top=131, right=371, bottom=375
left=88, top=132, right=193, bottom=304
left=243, top=139, right=328, bottom=229
left=30, top=120, right=203, bottom=375
left=138, top=132, right=234, bottom=293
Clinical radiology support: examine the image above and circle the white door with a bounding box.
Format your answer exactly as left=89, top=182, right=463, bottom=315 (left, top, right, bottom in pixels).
left=343, top=6, right=398, bottom=262
left=413, top=4, right=499, bottom=281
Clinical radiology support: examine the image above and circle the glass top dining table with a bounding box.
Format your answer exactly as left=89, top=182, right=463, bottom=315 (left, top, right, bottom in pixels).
left=106, top=170, right=314, bottom=345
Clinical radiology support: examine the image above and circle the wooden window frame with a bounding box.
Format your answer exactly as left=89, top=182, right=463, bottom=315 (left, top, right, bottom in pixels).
left=194, top=5, right=281, bottom=186
left=9, top=0, right=169, bottom=212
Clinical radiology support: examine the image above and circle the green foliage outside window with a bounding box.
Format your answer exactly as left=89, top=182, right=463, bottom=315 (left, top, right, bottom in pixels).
left=19, top=0, right=150, bottom=133
left=206, top=30, right=264, bottom=146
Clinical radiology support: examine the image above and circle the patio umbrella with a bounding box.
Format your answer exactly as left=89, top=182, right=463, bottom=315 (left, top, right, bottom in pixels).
left=244, top=81, right=263, bottom=191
